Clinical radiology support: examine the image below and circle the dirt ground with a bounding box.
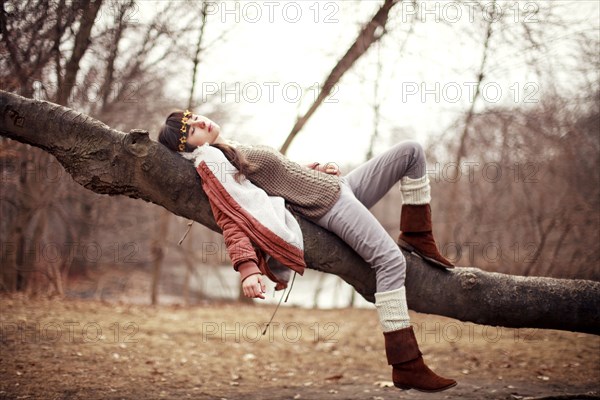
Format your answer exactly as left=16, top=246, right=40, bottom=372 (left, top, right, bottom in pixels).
left=0, top=294, right=598, bottom=400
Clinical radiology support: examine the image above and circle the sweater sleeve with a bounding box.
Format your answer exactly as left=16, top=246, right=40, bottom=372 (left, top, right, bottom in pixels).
left=207, top=197, right=262, bottom=278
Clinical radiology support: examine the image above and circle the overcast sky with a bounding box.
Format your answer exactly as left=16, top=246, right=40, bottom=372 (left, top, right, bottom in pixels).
left=138, top=0, right=598, bottom=167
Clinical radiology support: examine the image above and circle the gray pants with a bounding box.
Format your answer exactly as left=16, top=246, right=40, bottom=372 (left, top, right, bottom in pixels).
left=314, top=140, right=427, bottom=292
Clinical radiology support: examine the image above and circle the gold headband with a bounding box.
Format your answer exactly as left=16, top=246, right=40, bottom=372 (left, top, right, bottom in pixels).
left=178, top=109, right=192, bottom=151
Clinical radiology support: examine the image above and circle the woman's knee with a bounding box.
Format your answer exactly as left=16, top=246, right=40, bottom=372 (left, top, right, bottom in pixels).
left=395, top=140, right=426, bottom=177
left=398, top=139, right=423, bottom=155
left=390, top=140, right=425, bottom=162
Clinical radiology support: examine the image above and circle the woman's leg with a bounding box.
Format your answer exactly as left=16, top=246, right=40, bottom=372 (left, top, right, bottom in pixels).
left=316, top=141, right=457, bottom=392
left=342, top=140, right=426, bottom=209
left=342, top=140, right=454, bottom=269
left=314, top=181, right=407, bottom=293
left=314, top=181, right=457, bottom=392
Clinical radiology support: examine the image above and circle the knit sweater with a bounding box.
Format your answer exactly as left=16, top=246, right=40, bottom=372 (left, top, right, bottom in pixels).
left=225, top=140, right=341, bottom=221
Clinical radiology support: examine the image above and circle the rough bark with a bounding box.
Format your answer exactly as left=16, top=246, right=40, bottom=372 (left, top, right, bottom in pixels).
left=1, top=90, right=598, bottom=335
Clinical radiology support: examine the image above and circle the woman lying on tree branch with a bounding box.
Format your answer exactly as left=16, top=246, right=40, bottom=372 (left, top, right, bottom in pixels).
left=158, top=109, right=457, bottom=393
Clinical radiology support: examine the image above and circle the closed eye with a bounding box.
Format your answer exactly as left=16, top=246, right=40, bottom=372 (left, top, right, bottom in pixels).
left=192, top=116, right=199, bottom=135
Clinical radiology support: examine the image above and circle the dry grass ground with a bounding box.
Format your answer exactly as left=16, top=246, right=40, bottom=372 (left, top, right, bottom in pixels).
left=0, top=294, right=598, bottom=400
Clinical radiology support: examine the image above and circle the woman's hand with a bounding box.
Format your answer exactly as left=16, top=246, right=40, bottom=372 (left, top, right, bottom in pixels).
left=242, top=272, right=267, bottom=299
left=307, top=162, right=341, bottom=176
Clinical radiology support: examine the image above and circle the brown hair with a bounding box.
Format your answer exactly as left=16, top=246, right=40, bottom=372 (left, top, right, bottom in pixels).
left=158, top=110, right=253, bottom=183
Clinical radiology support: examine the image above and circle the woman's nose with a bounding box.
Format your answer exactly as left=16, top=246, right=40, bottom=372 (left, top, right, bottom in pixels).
left=198, top=121, right=206, bottom=129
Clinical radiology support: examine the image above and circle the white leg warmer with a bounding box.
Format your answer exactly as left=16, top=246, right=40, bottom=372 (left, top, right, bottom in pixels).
left=400, top=175, right=431, bottom=205
left=374, top=286, right=411, bottom=332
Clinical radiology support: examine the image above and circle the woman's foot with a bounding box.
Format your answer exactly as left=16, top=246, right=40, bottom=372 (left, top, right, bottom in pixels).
left=397, top=204, right=455, bottom=269
left=384, top=326, right=457, bottom=392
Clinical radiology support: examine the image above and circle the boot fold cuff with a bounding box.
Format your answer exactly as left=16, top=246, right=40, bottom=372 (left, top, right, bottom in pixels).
left=383, top=326, right=423, bottom=365
left=399, top=204, right=432, bottom=233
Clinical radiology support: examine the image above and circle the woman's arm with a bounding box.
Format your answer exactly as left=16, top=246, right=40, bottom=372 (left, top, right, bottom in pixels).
left=207, top=198, right=262, bottom=281
left=210, top=205, right=266, bottom=299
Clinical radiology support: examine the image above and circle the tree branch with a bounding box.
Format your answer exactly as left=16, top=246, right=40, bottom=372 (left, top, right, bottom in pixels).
left=1, top=90, right=598, bottom=335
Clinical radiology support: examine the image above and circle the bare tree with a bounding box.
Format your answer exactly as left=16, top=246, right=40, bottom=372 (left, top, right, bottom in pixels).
left=279, top=0, right=400, bottom=154
left=425, top=83, right=599, bottom=281
left=0, top=0, right=99, bottom=100
left=0, top=0, right=193, bottom=299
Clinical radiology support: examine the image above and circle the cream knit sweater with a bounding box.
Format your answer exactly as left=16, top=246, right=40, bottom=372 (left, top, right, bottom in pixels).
left=225, top=139, right=341, bottom=221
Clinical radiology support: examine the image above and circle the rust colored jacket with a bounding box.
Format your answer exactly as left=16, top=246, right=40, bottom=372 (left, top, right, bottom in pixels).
left=186, top=144, right=306, bottom=291
left=208, top=199, right=279, bottom=287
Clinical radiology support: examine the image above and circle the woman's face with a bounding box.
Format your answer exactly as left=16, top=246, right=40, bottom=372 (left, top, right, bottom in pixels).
left=185, top=114, right=221, bottom=147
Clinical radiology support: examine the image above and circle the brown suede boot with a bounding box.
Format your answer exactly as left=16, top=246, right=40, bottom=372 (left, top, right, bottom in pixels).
left=384, top=326, right=457, bottom=392
left=397, top=203, right=455, bottom=269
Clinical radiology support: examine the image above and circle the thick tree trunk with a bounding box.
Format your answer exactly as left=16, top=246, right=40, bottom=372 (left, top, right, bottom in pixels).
left=1, top=90, right=598, bottom=335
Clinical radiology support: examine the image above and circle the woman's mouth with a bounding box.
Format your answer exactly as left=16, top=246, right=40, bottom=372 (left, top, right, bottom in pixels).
left=208, top=123, right=212, bottom=133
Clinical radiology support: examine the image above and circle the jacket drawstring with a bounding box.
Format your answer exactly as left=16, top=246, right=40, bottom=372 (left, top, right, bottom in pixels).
left=261, top=270, right=297, bottom=335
